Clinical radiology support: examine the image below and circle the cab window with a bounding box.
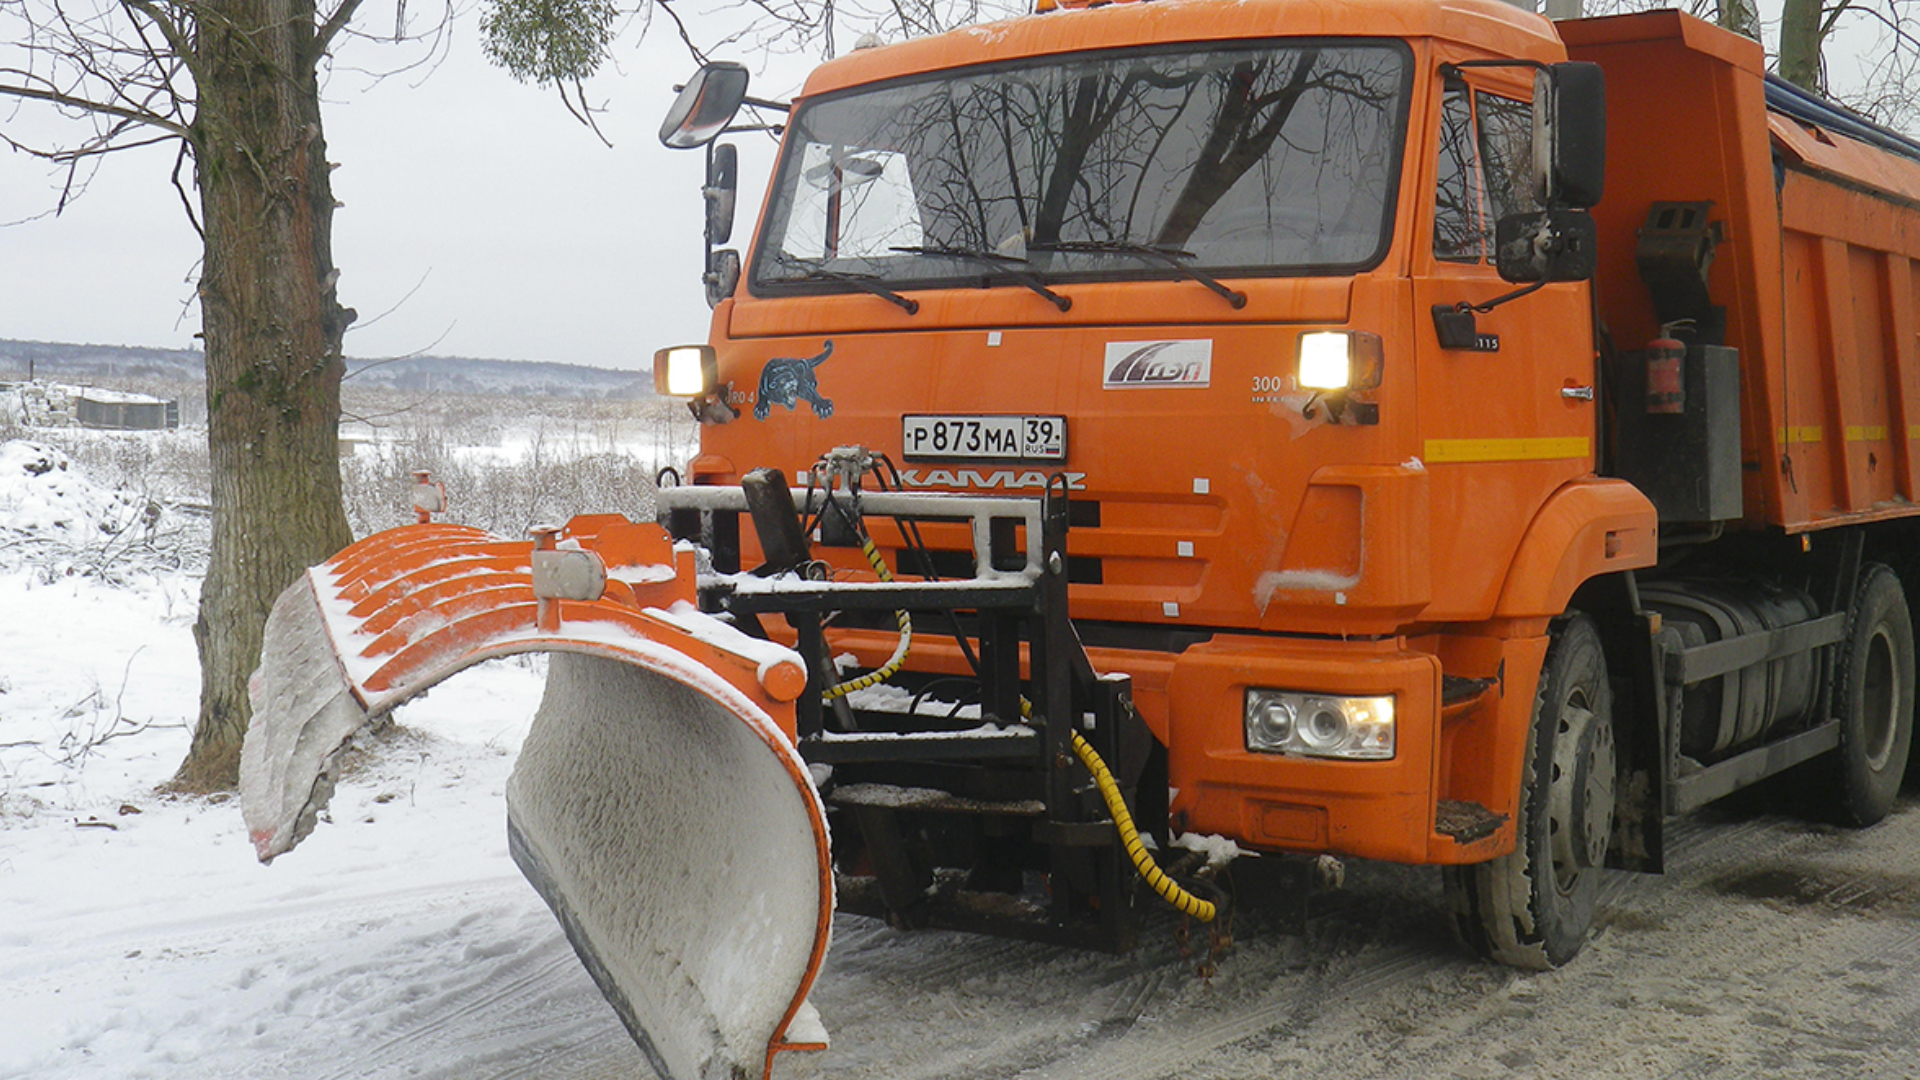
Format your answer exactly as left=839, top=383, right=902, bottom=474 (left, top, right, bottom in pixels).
left=1432, top=80, right=1535, bottom=263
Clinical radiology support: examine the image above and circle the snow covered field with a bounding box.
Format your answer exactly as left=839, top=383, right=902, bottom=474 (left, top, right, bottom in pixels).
left=0, top=438, right=643, bottom=1079
left=9, top=439, right=1920, bottom=1080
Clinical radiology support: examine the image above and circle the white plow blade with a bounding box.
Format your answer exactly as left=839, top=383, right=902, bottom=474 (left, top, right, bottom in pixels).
left=509, top=653, right=830, bottom=1080
left=241, top=520, right=831, bottom=1080
left=240, top=574, right=375, bottom=859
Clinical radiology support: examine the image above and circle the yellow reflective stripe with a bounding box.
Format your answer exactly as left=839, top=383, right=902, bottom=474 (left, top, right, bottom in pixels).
left=1846, top=425, right=1889, bottom=442
left=1779, top=426, right=1823, bottom=444
left=1910, top=424, right=1920, bottom=440
left=1423, top=437, right=1591, bottom=463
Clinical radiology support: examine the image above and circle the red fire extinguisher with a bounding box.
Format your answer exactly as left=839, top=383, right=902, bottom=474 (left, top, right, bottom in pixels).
left=1646, top=321, right=1687, bottom=414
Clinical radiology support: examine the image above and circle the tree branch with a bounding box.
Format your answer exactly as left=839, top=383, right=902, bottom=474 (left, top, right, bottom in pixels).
left=652, top=0, right=713, bottom=66
left=556, top=79, right=612, bottom=146
left=119, top=0, right=203, bottom=84
left=0, top=82, right=193, bottom=140
left=318, top=0, right=373, bottom=55
left=171, top=136, right=205, bottom=239
left=1820, top=0, right=1858, bottom=37
left=1838, top=0, right=1920, bottom=55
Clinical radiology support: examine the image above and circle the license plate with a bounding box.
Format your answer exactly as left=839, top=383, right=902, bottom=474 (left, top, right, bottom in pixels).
left=902, top=414, right=1066, bottom=461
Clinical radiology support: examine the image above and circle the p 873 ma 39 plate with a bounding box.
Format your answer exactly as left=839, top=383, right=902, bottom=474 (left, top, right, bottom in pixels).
left=902, top=414, right=1066, bottom=462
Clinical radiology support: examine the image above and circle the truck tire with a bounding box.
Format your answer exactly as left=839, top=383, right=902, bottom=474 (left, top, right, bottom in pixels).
left=1445, top=613, right=1616, bottom=970
left=1823, top=563, right=1914, bottom=826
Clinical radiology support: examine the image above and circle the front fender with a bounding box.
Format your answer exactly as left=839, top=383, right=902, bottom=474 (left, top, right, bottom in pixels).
left=1493, top=478, right=1658, bottom=619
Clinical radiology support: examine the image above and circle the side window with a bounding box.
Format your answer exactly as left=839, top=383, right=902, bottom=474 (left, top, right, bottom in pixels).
left=1477, top=94, right=1537, bottom=224
left=1433, top=82, right=1483, bottom=263
left=1432, top=83, right=1535, bottom=264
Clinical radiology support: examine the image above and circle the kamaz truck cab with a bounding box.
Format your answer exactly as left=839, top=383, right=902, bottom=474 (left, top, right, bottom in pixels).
left=655, top=0, right=1638, bottom=972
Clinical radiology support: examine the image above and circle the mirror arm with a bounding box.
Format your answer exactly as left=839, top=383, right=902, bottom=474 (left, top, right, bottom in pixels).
left=668, top=87, right=789, bottom=113
left=1462, top=279, right=1548, bottom=315
left=1431, top=281, right=1548, bottom=352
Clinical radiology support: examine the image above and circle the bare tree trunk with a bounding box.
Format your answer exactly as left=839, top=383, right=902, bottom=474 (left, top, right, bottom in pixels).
left=1779, top=0, right=1825, bottom=91
left=1717, top=0, right=1760, bottom=39
left=172, top=0, right=354, bottom=790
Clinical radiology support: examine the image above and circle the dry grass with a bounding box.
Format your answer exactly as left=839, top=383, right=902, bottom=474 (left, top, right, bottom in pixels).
left=4, top=378, right=691, bottom=575
left=337, top=388, right=690, bottom=539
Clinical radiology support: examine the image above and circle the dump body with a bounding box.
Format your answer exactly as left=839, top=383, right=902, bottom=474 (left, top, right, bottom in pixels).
left=1566, top=11, right=1920, bottom=532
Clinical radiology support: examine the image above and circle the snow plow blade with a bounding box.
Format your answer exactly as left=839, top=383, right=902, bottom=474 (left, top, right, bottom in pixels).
left=240, top=518, right=832, bottom=1080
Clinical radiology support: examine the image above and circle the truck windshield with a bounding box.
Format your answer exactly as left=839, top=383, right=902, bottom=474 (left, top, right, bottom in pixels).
left=751, top=40, right=1411, bottom=297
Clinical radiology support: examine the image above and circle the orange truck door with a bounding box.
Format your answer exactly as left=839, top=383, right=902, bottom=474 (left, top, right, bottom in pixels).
left=1412, top=70, right=1598, bottom=620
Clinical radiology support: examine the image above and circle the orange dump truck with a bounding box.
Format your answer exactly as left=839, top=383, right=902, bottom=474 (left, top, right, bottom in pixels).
left=241, top=4, right=1920, bottom=1078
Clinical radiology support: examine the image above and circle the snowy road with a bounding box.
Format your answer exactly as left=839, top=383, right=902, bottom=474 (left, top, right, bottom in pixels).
left=13, top=707, right=1920, bottom=1079
left=760, top=796, right=1920, bottom=1080
left=6, top=561, right=1920, bottom=1079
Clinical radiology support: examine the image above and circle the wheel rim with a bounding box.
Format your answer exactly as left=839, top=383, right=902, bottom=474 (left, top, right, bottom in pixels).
left=1548, top=685, right=1616, bottom=898
left=1861, top=624, right=1899, bottom=772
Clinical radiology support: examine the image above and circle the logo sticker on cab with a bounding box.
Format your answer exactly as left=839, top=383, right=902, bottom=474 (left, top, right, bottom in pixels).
left=1103, top=340, right=1211, bottom=389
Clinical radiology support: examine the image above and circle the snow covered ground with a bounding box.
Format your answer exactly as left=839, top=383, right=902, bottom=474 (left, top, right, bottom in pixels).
left=0, top=439, right=636, bottom=1079
left=0, top=562, right=607, bottom=1080
left=9, top=441, right=1920, bottom=1080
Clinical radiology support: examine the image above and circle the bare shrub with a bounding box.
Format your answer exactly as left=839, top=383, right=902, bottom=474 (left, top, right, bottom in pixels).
left=339, top=392, right=690, bottom=540
left=0, top=436, right=211, bottom=581
left=39, top=428, right=211, bottom=507
left=6, top=379, right=690, bottom=567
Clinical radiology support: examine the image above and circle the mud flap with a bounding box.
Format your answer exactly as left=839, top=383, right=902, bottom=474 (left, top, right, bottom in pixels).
left=239, top=521, right=831, bottom=1080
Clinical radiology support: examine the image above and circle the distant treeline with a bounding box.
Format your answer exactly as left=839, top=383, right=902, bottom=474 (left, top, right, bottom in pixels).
left=0, top=339, right=652, bottom=400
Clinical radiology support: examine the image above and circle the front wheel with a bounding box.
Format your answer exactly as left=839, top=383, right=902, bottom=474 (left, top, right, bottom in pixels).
left=1445, top=613, right=1616, bottom=970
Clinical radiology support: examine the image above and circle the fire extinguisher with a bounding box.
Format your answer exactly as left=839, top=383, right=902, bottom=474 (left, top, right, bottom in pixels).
left=1646, top=320, right=1689, bottom=414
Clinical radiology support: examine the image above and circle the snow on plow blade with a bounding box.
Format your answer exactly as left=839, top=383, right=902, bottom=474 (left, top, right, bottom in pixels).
left=240, top=518, right=832, bottom=1080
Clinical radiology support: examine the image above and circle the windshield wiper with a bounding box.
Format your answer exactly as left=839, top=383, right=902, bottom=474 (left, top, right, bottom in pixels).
left=1027, top=241, right=1247, bottom=309
left=889, top=245, right=1072, bottom=312
left=773, top=256, right=919, bottom=314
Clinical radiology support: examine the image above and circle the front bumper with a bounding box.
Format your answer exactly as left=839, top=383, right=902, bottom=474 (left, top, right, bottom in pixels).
left=1166, top=633, right=1506, bottom=865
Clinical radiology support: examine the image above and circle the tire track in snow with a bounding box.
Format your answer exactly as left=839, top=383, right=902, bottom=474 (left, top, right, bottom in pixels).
left=1033, top=935, right=1458, bottom=1080
left=312, top=944, right=596, bottom=1080
left=150, top=796, right=1920, bottom=1080
left=773, top=798, right=1920, bottom=1080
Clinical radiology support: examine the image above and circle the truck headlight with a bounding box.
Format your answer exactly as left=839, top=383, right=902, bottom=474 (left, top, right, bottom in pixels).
left=1296, top=331, right=1384, bottom=392
left=654, top=344, right=718, bottom=397
left=1244, top=689, right=1395, bottom=760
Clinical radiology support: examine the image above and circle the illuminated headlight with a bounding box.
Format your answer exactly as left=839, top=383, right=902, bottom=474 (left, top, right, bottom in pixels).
left=1296, top=331, right=1384, bottom=393
left=1244, top=689, right=1395, bottom=760
left=653, top=344, right=718, bottom=397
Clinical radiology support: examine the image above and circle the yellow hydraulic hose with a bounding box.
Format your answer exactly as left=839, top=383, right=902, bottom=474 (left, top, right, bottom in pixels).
left=1068, top=728, right=1218, bottom=922
left=815, top=519, right=1211, bottom=921
left=821, top=536, right=912, bottom=700
left=1016, top=695, right=1218, bottom=922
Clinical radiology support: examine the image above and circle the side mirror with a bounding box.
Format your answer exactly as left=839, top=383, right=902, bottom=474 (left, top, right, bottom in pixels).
left=660, top=62, right=750, bottom=149
left=1532, top=62, right=1605, bottom=210
left=1495, top=209, right=1598, bottom=283
left=704, top=249, right=742, bottom=307
left=706, top=143, right=738, bottom=246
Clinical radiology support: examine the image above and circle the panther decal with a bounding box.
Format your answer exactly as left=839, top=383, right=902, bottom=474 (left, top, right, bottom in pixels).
left=753, top=340, right=834, bottom=420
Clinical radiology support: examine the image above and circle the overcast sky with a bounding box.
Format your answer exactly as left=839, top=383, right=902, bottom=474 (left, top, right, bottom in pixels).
left=1, top=17, right=810, bottom=372
left=0, top=0, right=1882, bottom=373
